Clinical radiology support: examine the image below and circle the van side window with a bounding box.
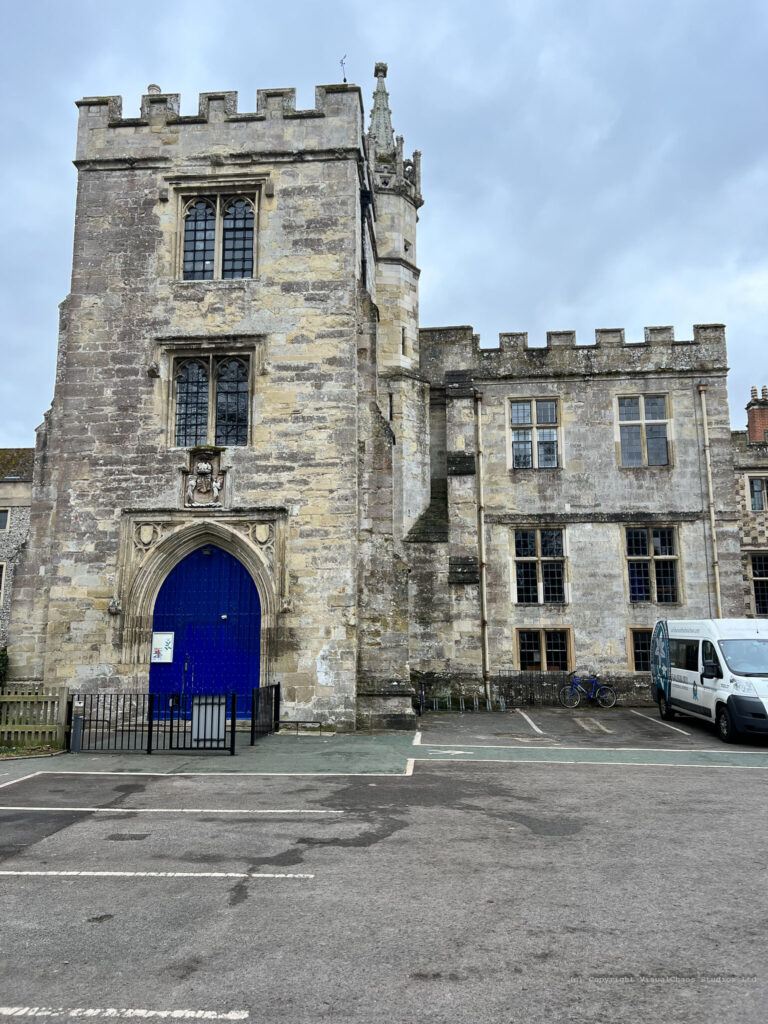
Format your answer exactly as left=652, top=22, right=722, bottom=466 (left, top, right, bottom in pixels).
left=702, top=640, right=721, bottom=673
left=670, top=638, right=699, bottom=672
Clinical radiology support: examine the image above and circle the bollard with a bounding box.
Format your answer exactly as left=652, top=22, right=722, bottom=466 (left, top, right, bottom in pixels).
left=70, top=696, right=85, bottom=753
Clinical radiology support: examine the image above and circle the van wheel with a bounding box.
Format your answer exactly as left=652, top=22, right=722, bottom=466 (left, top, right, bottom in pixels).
left=658, top=694, right=675, bottom=720
left=716, top=705, right=738, bottom=744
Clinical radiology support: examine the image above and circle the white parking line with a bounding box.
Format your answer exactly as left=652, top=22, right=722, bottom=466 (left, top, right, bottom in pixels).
left=0, top=772, right=42, bottom=790
left=584, top=717, right=613, bottom=734
left=0, top=1009, right=248, bottom=1019
left=516, top=710, right=545, bottom=735
left=573, top=718, right=592, bottom=732
left=0, top=870, right=312, bottom=879
left=0, top=806, right=343, bottom=815
left=630, top=709, right=691, bottom=735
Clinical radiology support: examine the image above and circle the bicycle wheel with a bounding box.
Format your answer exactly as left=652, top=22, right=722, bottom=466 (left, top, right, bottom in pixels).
left=597, top=686, right=616, bottom=709
left=559, top=685, right=580, bottom=709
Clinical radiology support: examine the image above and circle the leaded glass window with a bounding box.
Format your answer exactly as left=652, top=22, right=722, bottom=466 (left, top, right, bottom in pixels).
left=752, top=555, right=768, bottom=615
left=517, top=629, right=571, bottom=671
left=750, top=479, right=767, bottom=511
left=175, top=360, right=210, bottom=446
left=181, top=194, right=257, bottom=280
left=183, top=200, right=216, bottom=280
left=173, top=354, right=250, bottom=447
left=513, top=528, right=566, bottom=604
left=215, top=359, right=249, bottom=445
left=222, top=200, right=254, bottom=279
left=618, top=395, right=669, bottom=467
left=626, top=526, right=679, bottom=603
left=509, top=399, right=559, bottom=469
left=632, top=630, right=652, bottom=671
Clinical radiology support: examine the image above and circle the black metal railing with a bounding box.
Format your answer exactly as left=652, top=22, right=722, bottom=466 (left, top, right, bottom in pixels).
left=414, top=671, right=569, bottom=714
left=496, top=670, right=569, bottom=706
left=78, top=692, right=239, bottom=754
left=250, top=683, right=280, bottom=744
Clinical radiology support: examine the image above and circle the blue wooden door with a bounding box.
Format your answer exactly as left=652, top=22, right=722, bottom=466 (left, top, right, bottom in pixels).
left=149, top=545, right=260, bottom=715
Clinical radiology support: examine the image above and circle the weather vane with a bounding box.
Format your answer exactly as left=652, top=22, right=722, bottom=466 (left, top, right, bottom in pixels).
left=340, top=55, right=347, bottom=83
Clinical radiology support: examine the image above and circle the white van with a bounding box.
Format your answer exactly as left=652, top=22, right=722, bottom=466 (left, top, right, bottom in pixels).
left=651, top=619, right=768, bottom=743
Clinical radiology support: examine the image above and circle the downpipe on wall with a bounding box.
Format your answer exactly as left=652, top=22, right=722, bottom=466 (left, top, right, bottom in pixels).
left=698, top=382, right=722, bottom=618
left=474, top=390, right=492, bottom=703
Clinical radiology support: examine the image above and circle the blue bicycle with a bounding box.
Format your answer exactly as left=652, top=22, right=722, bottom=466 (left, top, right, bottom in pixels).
left=558, top=672, right=616, bottom=709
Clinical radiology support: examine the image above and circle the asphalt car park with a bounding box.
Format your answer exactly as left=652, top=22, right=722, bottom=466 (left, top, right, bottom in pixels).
left=416, top=703, right=768, bottom=750
left=1, top=714, right=768, bottom=1024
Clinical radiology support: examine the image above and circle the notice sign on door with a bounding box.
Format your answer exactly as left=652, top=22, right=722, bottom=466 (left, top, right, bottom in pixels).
left=151, top=632, right=174, bottom=663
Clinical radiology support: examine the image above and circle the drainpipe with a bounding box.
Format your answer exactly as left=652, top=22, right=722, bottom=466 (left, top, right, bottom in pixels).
left=474, top=390, right=492, bottom=702
left=698, top=383, right=722, bottom=617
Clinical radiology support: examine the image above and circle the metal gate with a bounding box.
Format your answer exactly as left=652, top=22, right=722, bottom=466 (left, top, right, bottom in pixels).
left=250, top=683, right=281, bottom=742
left=74, top=688, right=279, bottom=755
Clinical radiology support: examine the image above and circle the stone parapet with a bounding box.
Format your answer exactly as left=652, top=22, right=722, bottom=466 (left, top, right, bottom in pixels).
left=75, top=84, right=366, bottom=164
left=419, top=325, right=728, bottom=384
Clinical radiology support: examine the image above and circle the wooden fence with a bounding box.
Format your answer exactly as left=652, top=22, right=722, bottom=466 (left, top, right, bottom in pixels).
left=0, top=685, right=69, bottom=748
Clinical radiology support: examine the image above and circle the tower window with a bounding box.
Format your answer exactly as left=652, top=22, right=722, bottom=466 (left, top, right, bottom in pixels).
left=182, top=194, right=256, bottom=280
left=174, top=355, right=250, bottom=447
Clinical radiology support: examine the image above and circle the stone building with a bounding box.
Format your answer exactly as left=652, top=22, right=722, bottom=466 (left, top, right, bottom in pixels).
left=2, top=65, right=762, bottom=725
left=732, top=386, right=768, bottom=618
left=7, top=65, right=422, bottom=729
left=409, top=325, right=744, bottom=699
left=0, top=450, right=34, bottom=650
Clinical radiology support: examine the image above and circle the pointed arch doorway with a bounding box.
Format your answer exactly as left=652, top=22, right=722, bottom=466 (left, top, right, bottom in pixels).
left=149, top=544, right=261, bottom=715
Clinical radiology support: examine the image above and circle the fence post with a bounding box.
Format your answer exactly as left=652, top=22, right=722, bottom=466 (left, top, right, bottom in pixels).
left=230, top=694, right=237, bottom=756
left=147, top=693, right=154, bottom=755
left=273, top=681, right=281, bottom=733
left=250, top=688, right=258, bottom=746
left=55, top=686, right=69, bottom=749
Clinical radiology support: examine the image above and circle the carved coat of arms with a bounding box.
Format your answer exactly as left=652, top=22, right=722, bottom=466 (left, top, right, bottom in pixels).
left=182, top=450, right=226, bottom=508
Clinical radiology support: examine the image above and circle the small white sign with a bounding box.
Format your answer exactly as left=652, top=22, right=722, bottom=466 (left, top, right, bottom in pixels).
left=151, top=632, right=174, bottom=663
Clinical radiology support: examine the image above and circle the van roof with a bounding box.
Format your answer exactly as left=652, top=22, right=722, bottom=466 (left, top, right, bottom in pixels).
left=662, top=619, right=768, bottom=640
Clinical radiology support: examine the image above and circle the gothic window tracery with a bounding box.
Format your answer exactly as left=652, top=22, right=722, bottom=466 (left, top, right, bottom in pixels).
left=175, top=359, right=210, bottom=447
left=182, top=195, right=257, bottom=280
left=215, top=358, right=249, bottom=445
left=182, top=199, right=216, bottom=279
left=173, top=354, right=250, bottom=447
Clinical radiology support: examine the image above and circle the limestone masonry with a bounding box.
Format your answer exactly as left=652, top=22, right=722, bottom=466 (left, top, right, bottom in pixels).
left=2, top=66, right=766, bottom=725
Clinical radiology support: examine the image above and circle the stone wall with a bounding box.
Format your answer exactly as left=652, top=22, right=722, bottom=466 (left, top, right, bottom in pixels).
left=410, top=324, right=741, bottom=699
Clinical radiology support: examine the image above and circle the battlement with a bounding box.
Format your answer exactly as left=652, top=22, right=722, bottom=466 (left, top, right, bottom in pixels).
left=419, top=325, right=728, bottom=384
left=75, top=82, right=365, bottom=164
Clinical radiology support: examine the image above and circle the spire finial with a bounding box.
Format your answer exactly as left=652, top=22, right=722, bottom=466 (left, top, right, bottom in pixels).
left=369, top=61, right=395, bottom=155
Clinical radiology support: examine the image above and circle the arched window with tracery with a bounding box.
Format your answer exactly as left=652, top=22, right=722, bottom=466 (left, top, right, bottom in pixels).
left=215, top=358, right=249, bottom=445
left=222, top=199, right=255, bottom=279
left=175, top=360, right=210, bottom=446
left=182, top=199, right=216, bottom=280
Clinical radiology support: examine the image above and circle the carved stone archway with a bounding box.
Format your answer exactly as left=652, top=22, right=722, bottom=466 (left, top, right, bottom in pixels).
left=121, top=518, right=278, bottom=687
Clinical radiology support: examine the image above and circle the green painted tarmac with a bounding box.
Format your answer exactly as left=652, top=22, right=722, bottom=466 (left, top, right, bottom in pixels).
left=3, top=732, right=768, bottom=783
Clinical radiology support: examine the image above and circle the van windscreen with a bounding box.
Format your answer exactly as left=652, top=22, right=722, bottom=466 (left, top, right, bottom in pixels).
left=719, top=639, right=768, bottom=676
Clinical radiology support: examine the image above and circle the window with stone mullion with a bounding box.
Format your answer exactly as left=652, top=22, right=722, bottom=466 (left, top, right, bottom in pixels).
left=626, top=526, right=678, bottom=603
left=215, top=359, right=249, bottom=446
left=753, top=555, right=768, bottom=614
left=183, top=199, right=216, bottom=280
left=222, top=199, right=254, bottom=279
left=175, top=360, right=210, bottom=446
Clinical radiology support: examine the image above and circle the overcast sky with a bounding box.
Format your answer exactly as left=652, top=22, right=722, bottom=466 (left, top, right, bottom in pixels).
left=1, top=0, right=766, bottom=446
